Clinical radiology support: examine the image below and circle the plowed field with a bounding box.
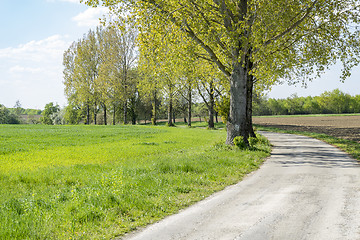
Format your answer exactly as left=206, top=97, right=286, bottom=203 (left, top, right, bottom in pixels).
left=253, top=115, right=360, bottom=142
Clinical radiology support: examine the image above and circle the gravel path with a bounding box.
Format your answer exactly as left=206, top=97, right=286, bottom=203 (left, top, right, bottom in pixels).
left=121, top=132, right=360, bottom=240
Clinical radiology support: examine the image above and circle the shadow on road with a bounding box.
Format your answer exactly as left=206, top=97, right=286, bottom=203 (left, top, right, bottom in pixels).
left=271, top=144, right=359, bottom=169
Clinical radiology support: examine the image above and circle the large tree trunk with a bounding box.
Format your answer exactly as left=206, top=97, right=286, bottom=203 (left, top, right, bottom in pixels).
left=246, top=50, right=256, bottom=138
left=226, top=62, right=248, bottom=145
left=246, top=75, right=256, bottom=138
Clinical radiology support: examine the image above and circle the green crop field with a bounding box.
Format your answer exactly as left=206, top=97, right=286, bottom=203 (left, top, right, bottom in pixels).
left=0, top=124, right=270, bottom=239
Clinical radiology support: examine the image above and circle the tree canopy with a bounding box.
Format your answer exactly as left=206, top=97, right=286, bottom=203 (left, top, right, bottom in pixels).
left=82, top=0, right=360, bottom=144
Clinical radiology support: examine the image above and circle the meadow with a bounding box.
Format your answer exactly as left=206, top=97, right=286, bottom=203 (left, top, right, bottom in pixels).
left=0, top=124, right=270, bottom=239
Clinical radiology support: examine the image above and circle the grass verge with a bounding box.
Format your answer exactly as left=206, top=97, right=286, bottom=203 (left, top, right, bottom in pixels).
left=256, top=125, right=360, bottom=161
left=0, top=125, right=270, bottom=239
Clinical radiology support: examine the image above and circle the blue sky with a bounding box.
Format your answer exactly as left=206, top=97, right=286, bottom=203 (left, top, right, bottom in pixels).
left=268, top=64, right=360, bottom=100
left=0, top=0, right=108, bottom=109
left=0, top=0, right=359, bottom=109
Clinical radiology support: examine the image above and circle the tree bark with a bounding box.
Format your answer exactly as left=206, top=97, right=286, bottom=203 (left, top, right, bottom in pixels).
left=132, top=113, right=136, bottom=125
left=94, top=103, right=97, bottom=125
left=167, top=94, right=174, bottom=126
left=208, top=81, right=215, bottom=129
left=246, top=74, right=256, bottom=138
left=86, top=103, right=90, bottom=125
left=187, top=84, right=192, bottom=127
left=152, top=90, right=157, bottom=125
left=103, top=103, right=107, bottom=125
left=123, top=101, right=128, bottom=124
left=113, top=104, right=116, bottom=125
left=226, top=62, right=248, bottom=145
left=246, top=50, right=256, bottom=138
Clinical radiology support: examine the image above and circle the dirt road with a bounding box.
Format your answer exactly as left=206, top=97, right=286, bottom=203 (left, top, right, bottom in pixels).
left=253, top=115, right=360, bottom=142
left=121, top=132, right=360, bottom=240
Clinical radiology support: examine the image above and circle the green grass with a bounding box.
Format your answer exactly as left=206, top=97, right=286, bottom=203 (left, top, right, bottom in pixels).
left=256, top=125, right=360, bottom=161
left=0, top=124, right=270, bottom=239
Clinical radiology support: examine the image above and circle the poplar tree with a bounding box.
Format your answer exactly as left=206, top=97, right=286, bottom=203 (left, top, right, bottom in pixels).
left=83, top=0, right=360, bottom=144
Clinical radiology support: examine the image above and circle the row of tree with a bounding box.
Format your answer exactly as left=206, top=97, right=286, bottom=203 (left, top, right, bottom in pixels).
left=81, top=0, right=360, bottom=145
left=39, top=101, right=217, bottom=126
left=253, top=89, right=360, bottom=116
left=63, top=22, right=226, bottom=128
left=3, top=88, right=359, bottom=125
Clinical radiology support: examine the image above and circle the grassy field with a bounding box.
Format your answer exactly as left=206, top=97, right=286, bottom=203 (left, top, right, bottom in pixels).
left=0, top=124, right=270, bottom=239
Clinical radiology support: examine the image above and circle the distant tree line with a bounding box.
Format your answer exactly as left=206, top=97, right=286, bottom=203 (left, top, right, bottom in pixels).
left=0, top=101, right=43, bottom=124
left=253, top=89, right=360, bottom=116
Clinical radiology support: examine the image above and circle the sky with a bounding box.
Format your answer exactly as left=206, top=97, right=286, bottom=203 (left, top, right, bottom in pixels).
left=0, top=0, right=108, bottom=109
left=0, top=1, right=359, bottom=109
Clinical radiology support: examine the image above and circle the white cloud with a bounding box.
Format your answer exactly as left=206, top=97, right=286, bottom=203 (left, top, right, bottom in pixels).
left=9, top=66, right=44, bottom=74
left=72, top=7, right=109, bottom=27
left=0, top=35, right=71, bottom=108
left=0, top=35, right=70, bottom=62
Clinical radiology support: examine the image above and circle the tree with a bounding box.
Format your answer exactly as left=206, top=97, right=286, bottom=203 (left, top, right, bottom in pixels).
left=63, top=28, right=102, bottom=125
left=195, top=61, right=226, bottom=129
left=84, top=0, right=360, bottom=144
left=0, top=104, right=20, bottom=124
left=319, top=89, right=352, bottom=114
left=14, top=100, right=24, bottom=116
left=41, top=102, right=60, bottom=125
left=137, top=24, right=181, bottom=127
left=97, top=23, right=138, bottom=125
left=64, top=23, right=138, bottom=125
left=64, top=104, right=84, bottom=124
left=267, top=99, right=287, bottom=115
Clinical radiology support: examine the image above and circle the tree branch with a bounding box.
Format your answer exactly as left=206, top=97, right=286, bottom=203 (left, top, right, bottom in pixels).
left=263, top=0, right=318, bottom=47
left=147, top=0, right=231, bottom=78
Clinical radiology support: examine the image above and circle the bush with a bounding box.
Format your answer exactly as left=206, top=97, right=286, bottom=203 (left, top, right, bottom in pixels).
left=233, top=136, right=247, bottom=149
left=40, top=102, right=60, bottom=125
left=0, top=105, right=20, bottom=124
left=248, top=137, right=258, bottom=147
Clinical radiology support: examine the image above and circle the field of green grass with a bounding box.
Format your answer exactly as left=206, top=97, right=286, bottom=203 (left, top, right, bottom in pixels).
left=0, top=124, right=270, bottom=239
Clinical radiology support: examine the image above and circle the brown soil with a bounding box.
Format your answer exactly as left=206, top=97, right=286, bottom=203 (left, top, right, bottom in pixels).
left=253, top=115, right=360, bottom=142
